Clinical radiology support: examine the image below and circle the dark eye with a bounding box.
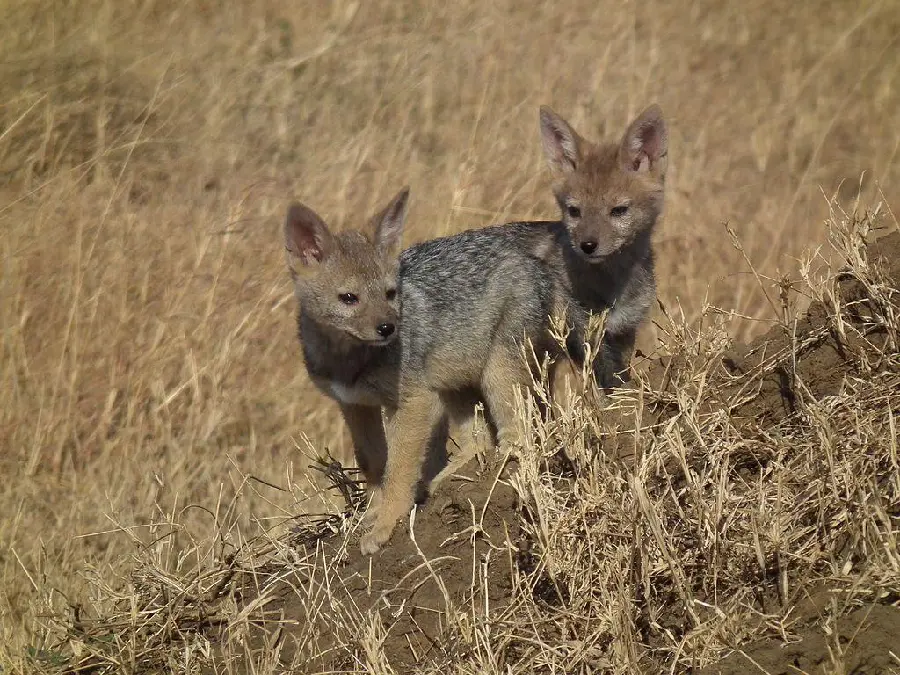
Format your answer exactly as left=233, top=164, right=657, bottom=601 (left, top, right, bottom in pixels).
left=566, top=205, right=581, bottom=219
left=338, top=292, right=359, bottom=305
left=610, top=205, right=629, bottom=217
left=386, top=288, right=396, bottom=301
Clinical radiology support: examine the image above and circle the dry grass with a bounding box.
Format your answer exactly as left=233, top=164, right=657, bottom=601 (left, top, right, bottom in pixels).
left=12, top=203, right=899, bottom=674
left=1, top=0, right=899, bottom=673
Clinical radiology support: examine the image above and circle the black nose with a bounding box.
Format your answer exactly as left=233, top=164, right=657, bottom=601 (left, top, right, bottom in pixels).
left=376, top=323, right=395, bottom=338
left=580, top=240, right=598, bottom=255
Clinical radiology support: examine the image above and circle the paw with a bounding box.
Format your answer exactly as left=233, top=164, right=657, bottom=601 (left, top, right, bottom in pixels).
left=359, top=515, right=397, bottom=555
left=359, top=510, right=396, bottom=555
left=359, top=487, right=393, bottom=555
left=359, top=489, right=413, bottom=555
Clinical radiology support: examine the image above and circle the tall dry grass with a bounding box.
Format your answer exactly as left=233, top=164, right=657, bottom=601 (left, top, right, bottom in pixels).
left=1, top=0, right=898, bottom=668
left=13, top=203, right=900, bottom=674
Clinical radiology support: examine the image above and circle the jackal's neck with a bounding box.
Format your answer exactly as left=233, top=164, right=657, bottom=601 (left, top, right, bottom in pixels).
left=560, top=225, right=655, bottom=312
left=297, top=310, right=389, bottom=385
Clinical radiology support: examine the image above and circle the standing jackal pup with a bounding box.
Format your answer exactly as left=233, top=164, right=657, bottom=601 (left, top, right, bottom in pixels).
left=284, top=188, right=408, bottom=486
left=359, top=223, right=577, bottom=554
left=539, top=104, right=667, bottom=388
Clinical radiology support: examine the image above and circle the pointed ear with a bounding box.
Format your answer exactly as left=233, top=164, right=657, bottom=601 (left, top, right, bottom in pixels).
left=284, top=202, right=332, bottom=272
left=540, top=106, right=582, bottom=175
left=370, top=186, right=409, bottom=255
left=620, top=104, right=667, bottom=176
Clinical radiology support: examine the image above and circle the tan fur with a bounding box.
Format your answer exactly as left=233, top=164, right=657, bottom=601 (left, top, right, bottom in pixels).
left=480, top=349, right=530, bottom=448
left=360, top=355, right=537, bottom=555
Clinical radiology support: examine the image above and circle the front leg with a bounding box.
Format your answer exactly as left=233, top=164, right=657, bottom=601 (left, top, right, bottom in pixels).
left=339, top=403, right=388, bottom=487
left=360, top=387, right=444, bottom=555
left=595, top=327, right=636, bottom=390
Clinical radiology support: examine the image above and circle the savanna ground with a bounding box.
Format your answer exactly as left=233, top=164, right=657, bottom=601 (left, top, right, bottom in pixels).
left=1, top=0, right=899, bottom=672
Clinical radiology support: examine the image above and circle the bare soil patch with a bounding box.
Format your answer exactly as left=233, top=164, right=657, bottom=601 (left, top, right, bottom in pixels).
left=704, top=604, right=900, bottom=675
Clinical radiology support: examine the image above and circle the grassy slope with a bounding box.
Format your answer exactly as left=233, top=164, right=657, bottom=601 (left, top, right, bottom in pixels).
left=1, top=0, right=898, bottom=672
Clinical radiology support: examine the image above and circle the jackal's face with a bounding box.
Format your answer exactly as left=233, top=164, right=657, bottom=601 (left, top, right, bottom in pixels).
left=540, top=105, right=667, bottom=262
left=284, top=188, right=408, bottom=345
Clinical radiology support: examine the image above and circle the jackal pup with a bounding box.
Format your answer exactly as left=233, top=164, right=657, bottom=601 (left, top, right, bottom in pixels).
left=283, top=188, right=408, bottom=486
left=359, top=225, right=579, bottom=554
left=539, top=103, right=667, bottom=389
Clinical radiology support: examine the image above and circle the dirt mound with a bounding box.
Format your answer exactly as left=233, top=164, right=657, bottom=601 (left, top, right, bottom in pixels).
left=718, top=228, right=900, bottom=427
left=36, top=221, right=899, bottom=675
left=233, top=461, right=521, bottom=672
left=215, top=229, right=898, bottom=673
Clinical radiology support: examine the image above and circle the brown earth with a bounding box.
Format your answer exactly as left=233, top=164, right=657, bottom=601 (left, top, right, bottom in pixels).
left=211, top=230, right=899, bottom=673
left=717, top=227, right=900, bottom=428
left=703, top=604, right=900, bottom=675
left=232, top=461, right=520, bottom=672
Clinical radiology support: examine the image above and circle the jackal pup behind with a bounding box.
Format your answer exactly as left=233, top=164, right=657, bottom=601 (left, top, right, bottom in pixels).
left=283, top=188, right=408, bottom=485
left=539, top=103, right=667, bottom=388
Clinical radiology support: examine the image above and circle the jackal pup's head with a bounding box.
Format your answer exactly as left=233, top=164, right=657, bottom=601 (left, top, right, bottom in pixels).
left=540, top=104, right=667, bottom=261
left=284, top=187, right=408, bottom=345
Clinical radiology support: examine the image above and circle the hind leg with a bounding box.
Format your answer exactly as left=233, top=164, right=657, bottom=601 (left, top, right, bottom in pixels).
left=360, top=386, right=445, bottom=555
left=480, top=347, right=533, bottom=456
left=430, top=394, right=496, bottom=483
